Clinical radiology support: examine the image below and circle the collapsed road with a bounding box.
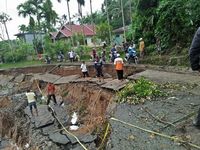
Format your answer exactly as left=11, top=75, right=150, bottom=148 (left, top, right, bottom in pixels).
left=1, top=64, right=200, bottom=150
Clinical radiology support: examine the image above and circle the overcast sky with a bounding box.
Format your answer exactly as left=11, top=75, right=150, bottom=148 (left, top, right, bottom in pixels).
left=0, top=0, right=104, bottom=40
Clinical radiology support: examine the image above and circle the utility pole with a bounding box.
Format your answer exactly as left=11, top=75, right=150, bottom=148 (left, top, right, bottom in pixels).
left=120, top=0, right=126, bottom=42
left=106, top=0, right=112, bottom=44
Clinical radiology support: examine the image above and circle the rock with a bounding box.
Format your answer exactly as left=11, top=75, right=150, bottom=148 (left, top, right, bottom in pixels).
left=104, top=73, right=112, bottom=78
left=0, top=75, right=14, bottom=86
left=101, top=79, right=128, bottom=91
left=49, top=132, right=70, bottom=145
left=51, top=104, right=69, bottom=125
left=42, top=124, right=57, bottom=136
left=14, top=74, right=25, bottom=83
left=25, top=105, right=55, bottom=128
left=67, top=133, right=97, bottom=144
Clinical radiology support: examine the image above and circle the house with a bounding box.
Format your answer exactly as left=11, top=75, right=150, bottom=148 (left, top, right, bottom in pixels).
left=113, top=26, right=129, bottom=45
left=51, top=24, right=96, bottom=46
left=14, top=32, right=45, bottom=44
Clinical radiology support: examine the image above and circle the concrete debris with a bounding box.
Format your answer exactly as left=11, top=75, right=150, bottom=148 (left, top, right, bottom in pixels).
left=14, top=74, right=25, bottom=83
left=49, top=132, right=70, bottom=145
left=25, top=105, right=55, bottom=128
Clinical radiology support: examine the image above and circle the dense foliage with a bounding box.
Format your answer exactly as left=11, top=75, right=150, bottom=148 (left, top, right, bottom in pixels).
left=117, top=77, right=166, bottom=104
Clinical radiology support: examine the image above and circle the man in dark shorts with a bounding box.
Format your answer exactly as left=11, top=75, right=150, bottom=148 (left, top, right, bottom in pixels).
left=25, top=90, right=38, bottom=116
left=47, top=82, right=57, bottom=105
left=94, top=58, right=104, bottom=82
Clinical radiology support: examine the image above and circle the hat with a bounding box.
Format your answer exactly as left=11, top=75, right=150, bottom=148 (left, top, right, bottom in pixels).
left=139, top=38, right=143, bottom=41
left=117, top=54, right=120, bottom=57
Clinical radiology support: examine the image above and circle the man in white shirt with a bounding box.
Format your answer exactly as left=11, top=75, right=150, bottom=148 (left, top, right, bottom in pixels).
left=80, top=61, right=89, bottom=77
left=25, top=90, right=38, bottom=116
left=69, top=50, right=74, bottom=62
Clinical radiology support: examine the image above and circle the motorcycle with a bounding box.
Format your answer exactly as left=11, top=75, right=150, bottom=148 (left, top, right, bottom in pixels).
left=125, top=50, right=138, bottom=64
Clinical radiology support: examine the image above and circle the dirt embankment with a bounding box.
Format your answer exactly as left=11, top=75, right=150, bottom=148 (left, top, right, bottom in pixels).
left=58, top=83, right=114, bottom=134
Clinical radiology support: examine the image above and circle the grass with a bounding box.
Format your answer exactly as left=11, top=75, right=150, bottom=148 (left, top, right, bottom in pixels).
left=0, top=60, right=44, bottom=69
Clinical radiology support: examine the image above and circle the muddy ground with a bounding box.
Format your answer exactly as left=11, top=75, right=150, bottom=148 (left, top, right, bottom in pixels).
left=0, top=63, right=200, bottom=150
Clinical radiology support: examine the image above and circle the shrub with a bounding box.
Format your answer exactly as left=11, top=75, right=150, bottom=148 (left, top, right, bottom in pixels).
left=117, top=77, right=166, bottom=104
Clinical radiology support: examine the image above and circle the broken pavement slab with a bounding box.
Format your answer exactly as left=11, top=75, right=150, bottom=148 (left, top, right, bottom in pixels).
left=50, top=104, right=69, bottom=125
left=49, top=131, right=70, bottom=145
left=101, top=79, right=129, bottom=91
left=25, top=105, right=55, bottom=128
left=0, top=75, right=14, bottom=86
left=128, top=69, right=200, bottom=84
left=32, top=73, right=61, bottom=83
left=54, top=75, right=80, bottom=84
left=14, top=74, right=25, bottom=83
left=65, top=133, right=97, bottom=144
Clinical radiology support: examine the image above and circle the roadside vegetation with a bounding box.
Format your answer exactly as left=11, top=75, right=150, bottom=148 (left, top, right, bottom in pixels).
left=116, top=77, right=166, bottom=104
left=1, top=0, right=200, bottom=67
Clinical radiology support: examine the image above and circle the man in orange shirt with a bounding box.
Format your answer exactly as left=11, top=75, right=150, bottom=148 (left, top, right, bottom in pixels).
left=114, top=54, right=124, bottom=80
left=47, top=82, right=57, bottom=105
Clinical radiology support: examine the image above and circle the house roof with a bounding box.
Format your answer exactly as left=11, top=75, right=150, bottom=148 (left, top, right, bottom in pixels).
left=51, top=24, right=96, bottom=39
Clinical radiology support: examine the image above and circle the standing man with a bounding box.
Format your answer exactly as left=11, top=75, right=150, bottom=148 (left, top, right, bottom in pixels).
left=47, top=82, right=57, bottom=105
left=26, top=90, right=38, bottom=116
left=80, top=61, right=89, bottom=78
left=139, top=38, right=145, bottom=58
left=94, top=58, right=104, bottom=82
left=189, top=27, right=200, bottom=127
left=69, top=50, right=74, bottom=63
left=114, top=54, right=124, bottom=80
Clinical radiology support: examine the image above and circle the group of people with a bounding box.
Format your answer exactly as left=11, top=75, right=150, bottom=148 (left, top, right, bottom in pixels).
left=80, top=52, right=124, bottom=82
left=26, top=82, right=58, bottom=117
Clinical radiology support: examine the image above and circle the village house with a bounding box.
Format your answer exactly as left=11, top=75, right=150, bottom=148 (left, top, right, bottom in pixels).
left=51, top=24, right=96, bottom=47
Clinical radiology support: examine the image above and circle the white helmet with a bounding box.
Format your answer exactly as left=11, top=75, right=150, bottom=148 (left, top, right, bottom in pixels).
left=139, top=38, right=143, bottom=41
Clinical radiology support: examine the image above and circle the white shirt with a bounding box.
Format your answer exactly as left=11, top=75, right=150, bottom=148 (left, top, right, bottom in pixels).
left=26, top=92, right=36, bottom=103
left=69, top=51, right=74, bottom=58
left=81, top=63, right=87, bottom=72
left=114, top=57, right=124, bottom=65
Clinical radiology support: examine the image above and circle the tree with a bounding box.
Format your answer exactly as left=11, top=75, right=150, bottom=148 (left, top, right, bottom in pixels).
left=0, top=12, right=14, bottom=62
left=77, top=0, right=86, bottom=45
left=18, top=24, right=27, bottom=42
left=17, top=0, right=58, bottom=33
left=42, top=0, right=58, bottom=32
left=58, top=14, right=68, bottom=26
left=0, top=12, right=12, bottom=41
left=96, top=22, right=112, bottom=43
left=57, top=0, right=75, bottom=46
left=18, top=24, right=27, bottom=33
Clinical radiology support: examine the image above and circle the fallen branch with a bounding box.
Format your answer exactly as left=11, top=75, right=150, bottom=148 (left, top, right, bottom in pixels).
left=110, top=117, right=200, bottom=150
left=142, top=106, right=175, bottom=127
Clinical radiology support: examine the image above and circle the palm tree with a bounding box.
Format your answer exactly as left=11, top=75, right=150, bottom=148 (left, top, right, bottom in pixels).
left=57, top=0, right=74, bottom=46
left=106, top=0, right=112, bottom=43
left=17, top=1, right=36, bottom=31
left=120, top=0, right=126, bottom=42
left=42, top=0, right=58, bottom=32
left=89, top=0, right=95, bottom=33
left=77, top=0, right=86, bottom=45
left=18, top=24, right=27, bottom=42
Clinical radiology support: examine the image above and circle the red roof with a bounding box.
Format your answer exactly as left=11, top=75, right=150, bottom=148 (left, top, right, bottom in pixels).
left=53, top=24, right=96, bottom=39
